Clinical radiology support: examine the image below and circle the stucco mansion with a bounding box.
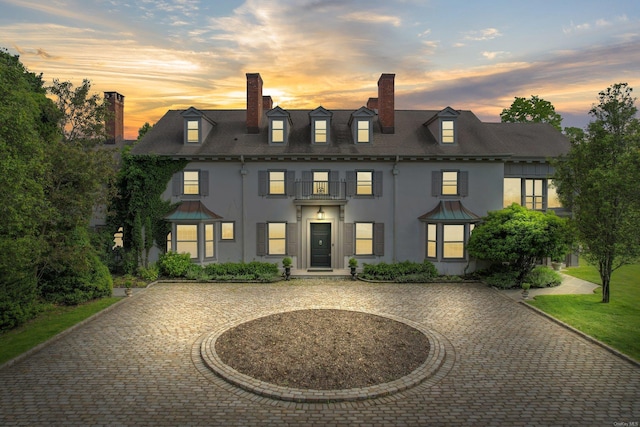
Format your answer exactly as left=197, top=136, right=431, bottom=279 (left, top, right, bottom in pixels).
left=125, top=73, right=570, bottom=275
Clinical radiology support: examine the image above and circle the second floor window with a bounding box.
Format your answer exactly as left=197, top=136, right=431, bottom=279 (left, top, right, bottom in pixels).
left=313, top=171, right=329, bottom=195
left=269, top=171, right=286, bottom=195
left=442, top=171, right=458, bottom=195
left=357, top=171, right=373, bottom=195
left=183, top=171, right=200, bottom=195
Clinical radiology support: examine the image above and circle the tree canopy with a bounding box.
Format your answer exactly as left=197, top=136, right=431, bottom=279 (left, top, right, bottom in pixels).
left=500, top=95, right=563, bottom=131
left=468, top=204, right=573, bottom=287
left=552, top=83, right=640, bottom=303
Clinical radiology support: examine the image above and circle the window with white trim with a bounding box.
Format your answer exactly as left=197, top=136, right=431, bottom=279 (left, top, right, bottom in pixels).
left=357, top=120, right=370, bottom=143
left=186, top=120, right=199, bottom=143
left=441, top=120, right=455, bottom=144
left=269, top=171, right=286, bottom=195
left=221, top=222, right=235, bottom=240
left=271, top=120, right=284, bottom=143
left=442, top=171, right=458, bottom=195
left=183, top=171, right=200, bottom=195
left=356, top=171, right=373, bottom=195
left=314, top=119, right=327, bottom=143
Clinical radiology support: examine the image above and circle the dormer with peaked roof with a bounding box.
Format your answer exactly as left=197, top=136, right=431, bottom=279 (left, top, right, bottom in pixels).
left=348, top=106, right=376, bottom=144
left=181, top=107, right=215, bottom=145
left=424, top=106, right=461, bottom=145
left=309, top=106, right=333, bottom=145
left=266, top=106, right=292, bottom=145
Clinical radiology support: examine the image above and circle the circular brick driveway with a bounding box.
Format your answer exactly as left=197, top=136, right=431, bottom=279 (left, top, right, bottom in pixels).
left=1, top=280, right=638, bottom=426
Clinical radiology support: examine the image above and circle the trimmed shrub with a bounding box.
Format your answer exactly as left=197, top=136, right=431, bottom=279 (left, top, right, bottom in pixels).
left=527, top=266, right=562, bottom=288
left=204, top=262, right=278, bottom=281
left=158, top=252, right=193, bottom=278
left=360, top=260, right=438, bottom=281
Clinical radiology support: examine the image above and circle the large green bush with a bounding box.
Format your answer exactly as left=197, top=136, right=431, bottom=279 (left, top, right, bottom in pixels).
left=158, top=252, right=193, bottom=277
left=39, top=253, right=113, bottom=305
left=360, top=260, right=438, bottom=281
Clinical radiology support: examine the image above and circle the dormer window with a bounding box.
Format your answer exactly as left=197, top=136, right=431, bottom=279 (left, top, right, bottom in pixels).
left=187, top=120, right=199, bottom=143
left=314, top=120, right=327, bottom=143
left=272, top=120, right=284, bottom=143
left=267, top=106, right=292, bottom=145
left=357, top=121, right=370, bottom=143
left=437, top=106, right=460, bottom=145
left=181, top=106, right=215, bottom=145
left=309, top=106, right=332, bottom=145
left=349, top=106, right=375, bottom=144
left=441, top=120, right=455, bottom=144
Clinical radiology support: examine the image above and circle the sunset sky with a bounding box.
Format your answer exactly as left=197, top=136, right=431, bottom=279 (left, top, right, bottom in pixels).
left=2, top=0, right=639, bottom=139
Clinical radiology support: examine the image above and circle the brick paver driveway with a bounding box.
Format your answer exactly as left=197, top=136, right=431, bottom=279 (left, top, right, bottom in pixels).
left=1, top=280, right=638, bottom=426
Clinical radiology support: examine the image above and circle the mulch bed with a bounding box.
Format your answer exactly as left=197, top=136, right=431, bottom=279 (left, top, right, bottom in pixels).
left=214, top=309, right=430, bottom=390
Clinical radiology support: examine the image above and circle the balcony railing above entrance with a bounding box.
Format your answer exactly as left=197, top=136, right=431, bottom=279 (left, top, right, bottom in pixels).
left=295, top=180, right=346, bottom=200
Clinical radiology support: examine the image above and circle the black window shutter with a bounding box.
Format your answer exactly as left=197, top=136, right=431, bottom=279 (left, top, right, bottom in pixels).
left=431, top=171, right=441, bottom=196
left=374, top=223, right=385, bottom=256
left=345, top=171, right=356, bottom=196
left=256, top=223, right=266, bottom=256
left=258, top=171, right=267, bottom=196
left=286, top=170, right=296, bottom=196
left=172, top=173, right=183, bottom=196
left=286, top=222, right=297, bottom=256
left=373, top=170, right=383, bottom=197
left=200, top=170, right=209, bottom=196
left=344, top=223, right=354, bottom=256
left=459, top=171, right=469, bottom=197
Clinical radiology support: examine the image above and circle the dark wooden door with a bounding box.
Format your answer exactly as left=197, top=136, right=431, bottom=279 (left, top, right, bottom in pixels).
left=310, top=223, right=331, bottom=267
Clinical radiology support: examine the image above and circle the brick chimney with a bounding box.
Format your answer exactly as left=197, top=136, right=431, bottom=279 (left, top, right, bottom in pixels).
left=263, top=95, right=273, bottom=111
left=366, top=97, right=378, bottom=111
left=246, top=73, right=263, bottom=133
left=104, top=91, right=124, bottom=144
left=377, top=73, right=395, bottom=134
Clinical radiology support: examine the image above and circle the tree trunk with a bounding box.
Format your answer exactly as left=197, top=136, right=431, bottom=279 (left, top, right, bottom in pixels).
left=600, top=266, right=611, bottom=303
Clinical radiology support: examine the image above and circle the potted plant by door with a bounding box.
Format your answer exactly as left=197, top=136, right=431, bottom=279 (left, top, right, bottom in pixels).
left=282, top=257, right=292, bottom=281
left=349, top=258, right=358, bottom=281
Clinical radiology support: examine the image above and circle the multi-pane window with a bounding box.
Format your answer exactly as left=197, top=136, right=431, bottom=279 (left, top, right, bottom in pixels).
left=547, top=181, right=562, bottom=208
left=443, top=224, right=465, bottom=258
left=503, top=178, right=521, bottom=207
left=441, top=120, right=455, bottom=143
left=205, top=224, right=214, bottom=258
left=357, top=120, right=370, bottom=143
left=271, top=120, right=284, bottom=143
left=525, top=179, right=544, bottom=210
left=221, top=222, right=235, bottom=240
left=427, top=223, right=437, bottom=258
left=355, top=223, right=374, bottom=255
left=187, top=120, right=199, bottom=143
left=176, top=224, right=198, bottom=258
left=356, top=171, right=373, bottom=195
left=313, top=171, right=329, bottom=195
left=442, top=171, right=458, bottom=195
left=314, top=120, right=327, bottom=143
left=183, top=171, right=199, bottom=195
left=269, top=171, right=286, bottom=195
left=268, top=223, right=286, bottom=255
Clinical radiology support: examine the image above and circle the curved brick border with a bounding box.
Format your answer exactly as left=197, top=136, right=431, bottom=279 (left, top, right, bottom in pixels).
left=199, top=308, right=453, bottom=403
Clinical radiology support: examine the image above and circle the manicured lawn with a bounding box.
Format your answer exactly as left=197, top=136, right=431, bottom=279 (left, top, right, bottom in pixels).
left=528, top=262, right=640, bottom=361
left=0, top=297, right=121, bottom=366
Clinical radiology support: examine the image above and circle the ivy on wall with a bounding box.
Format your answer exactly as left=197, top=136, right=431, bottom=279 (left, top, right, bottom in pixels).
left=109, top=147, right=187, bottom=272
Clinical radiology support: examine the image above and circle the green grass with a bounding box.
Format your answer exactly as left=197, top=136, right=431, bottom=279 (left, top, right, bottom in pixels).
left=0, top=297, right=121, bottom=365
left=528, top=262, right=640, bottom=361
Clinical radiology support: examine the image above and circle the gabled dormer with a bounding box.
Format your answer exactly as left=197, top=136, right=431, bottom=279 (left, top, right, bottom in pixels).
left=266, top=106, right=292, bottom=145
left=348, top=106, right=376, bottom=144
left=181, top=107, right=215, bottom=145
left=309, top=106, right=333, bottom=145
left=436, top=106, right=460, bottom=145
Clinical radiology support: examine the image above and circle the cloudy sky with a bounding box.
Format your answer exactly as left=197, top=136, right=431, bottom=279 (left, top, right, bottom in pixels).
left=2, top=0, right=639, bottom=139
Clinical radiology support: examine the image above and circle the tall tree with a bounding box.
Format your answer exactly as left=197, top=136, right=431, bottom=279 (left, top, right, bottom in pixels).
left=553, top=83, right=640, bottom=303
left=0, top=49, right=59, bottom=329
left=500, top=95, right=563, bottom=131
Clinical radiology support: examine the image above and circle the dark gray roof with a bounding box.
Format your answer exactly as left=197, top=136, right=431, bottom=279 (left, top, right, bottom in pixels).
left=132, top=108, right=569, bottom=160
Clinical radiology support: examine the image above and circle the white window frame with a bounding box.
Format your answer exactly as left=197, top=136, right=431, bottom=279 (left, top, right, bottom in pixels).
left=183, top=170, right=200, bottom=195
left=186, top=119, right=199, bottom=143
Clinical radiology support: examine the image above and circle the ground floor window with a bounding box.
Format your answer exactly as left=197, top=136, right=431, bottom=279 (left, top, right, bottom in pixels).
left=268, top=222, right=287, bottom=255
left=205, top=224, right=215, bottom=258
left=426, top=223, right=475, bottom=261
left=503, top=177, right=562, bottom=210
left=176, top=224, right=198, bottom=258
left=221, top=222, right=235, bottom=240
left=355, top=222, right=374, bottom=255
